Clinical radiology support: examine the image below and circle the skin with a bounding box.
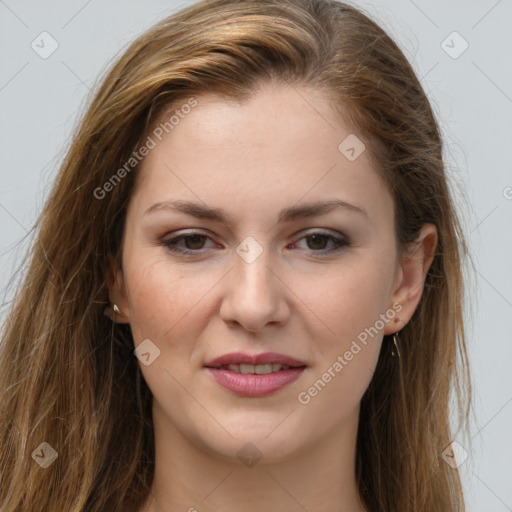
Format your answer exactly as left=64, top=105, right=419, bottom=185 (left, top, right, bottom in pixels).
left=107, top=80, right=437, bottom=512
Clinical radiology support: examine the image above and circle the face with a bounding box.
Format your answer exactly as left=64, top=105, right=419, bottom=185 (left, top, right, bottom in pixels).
left=110, top=81, right=429, bottom=463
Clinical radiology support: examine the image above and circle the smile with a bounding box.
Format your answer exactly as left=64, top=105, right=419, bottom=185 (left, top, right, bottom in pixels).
left=204, top=351, right=307, bottom=397
left=213, top=363, right=292, bottom=374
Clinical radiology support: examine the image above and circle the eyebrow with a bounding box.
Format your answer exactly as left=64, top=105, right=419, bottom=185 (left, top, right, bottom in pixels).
left=144, top=198, right=368, bottom=224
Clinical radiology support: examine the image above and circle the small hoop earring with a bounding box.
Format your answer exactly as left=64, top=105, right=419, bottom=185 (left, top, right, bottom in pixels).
left=392, top=332, right=401, bottom=358
left=113, top=304, right=120, bottom=314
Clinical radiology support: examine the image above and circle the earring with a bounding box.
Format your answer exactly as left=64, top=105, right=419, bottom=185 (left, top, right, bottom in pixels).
left=392, top=332, right=401, bottom=358
left=103, top=303, right=121, bottom=318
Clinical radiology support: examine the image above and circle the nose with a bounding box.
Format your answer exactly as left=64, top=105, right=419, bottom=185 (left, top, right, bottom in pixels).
left=219, top=245, right=290, bottom=333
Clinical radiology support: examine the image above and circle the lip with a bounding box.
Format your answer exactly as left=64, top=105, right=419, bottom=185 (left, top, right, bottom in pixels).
left=204, top=351, right=306, bottom=368
left=204, top=352, right=307, bottom=398
left=205, top=367, right=306, bottom=397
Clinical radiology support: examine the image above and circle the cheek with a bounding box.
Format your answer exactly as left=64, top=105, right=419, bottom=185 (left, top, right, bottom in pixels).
left=293, top=255, right=392, bottom=402
left=300, top=256, right=394, bottom=343
left=123, top=258, right=217, bottom=405
left=123, top=252, right=227, bottom=372
left=125, top=259, right=201, bottom=340
left=125, top=245, right=394, bottom=354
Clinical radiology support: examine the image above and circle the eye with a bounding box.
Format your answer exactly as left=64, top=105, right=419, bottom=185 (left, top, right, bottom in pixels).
left=289, top=231, right=349, bottom=255
left=161, top=231, right=217, bottom=255
left=160, top=229, right=349, bottom=257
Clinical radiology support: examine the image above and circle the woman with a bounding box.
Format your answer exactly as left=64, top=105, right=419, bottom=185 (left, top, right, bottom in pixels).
left=0, top=0, right=472, bottom=510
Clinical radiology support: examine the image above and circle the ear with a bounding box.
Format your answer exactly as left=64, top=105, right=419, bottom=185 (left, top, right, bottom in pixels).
left=104, top=254, right=131, bottom=324
left=384, top=223, right=438, bottom=335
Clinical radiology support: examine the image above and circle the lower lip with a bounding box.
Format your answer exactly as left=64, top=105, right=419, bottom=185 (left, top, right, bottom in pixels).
left=205, top=367, right=306, bottom=397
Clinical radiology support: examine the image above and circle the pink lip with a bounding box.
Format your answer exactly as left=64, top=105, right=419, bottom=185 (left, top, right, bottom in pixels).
left=205, top=367, right=306, bottom=397
left=204, top=352, right=307, bottom=398
left=204, top=351, right=306, bottom=368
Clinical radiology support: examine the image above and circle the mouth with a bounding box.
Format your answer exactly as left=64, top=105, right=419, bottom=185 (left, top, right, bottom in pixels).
left=204, top=352, right=307, bottom=397
left=206, top=363, right=299, bottom=374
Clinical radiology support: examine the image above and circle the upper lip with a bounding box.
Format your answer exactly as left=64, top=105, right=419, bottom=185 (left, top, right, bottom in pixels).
left=204, top=352, right=307, bottom=368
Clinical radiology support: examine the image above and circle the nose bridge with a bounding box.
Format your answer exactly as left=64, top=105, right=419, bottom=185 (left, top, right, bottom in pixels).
left=234, top=235, right=276, bottom=302
left=220, top=235, right=287, bottom=330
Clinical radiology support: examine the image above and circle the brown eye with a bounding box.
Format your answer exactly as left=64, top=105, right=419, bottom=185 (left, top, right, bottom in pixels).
left=305, top=234, right=330, bottom=250
left=162, top=232, right=216, bottom=255
left=161, top=230, right=349, bottom=257
left=182, top=234, right=208, bottom=250
left=292, top=231, right=349, bottom=255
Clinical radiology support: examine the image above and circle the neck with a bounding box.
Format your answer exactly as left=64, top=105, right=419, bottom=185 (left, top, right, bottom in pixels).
left=140, top=402, right=367, bottom=512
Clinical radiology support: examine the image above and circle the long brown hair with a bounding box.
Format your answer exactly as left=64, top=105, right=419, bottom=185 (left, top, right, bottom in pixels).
left=0, top=1, right=472, bottom=510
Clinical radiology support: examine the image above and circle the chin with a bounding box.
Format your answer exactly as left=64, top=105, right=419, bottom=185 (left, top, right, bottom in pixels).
left=191, top=415, right=310, bottom=465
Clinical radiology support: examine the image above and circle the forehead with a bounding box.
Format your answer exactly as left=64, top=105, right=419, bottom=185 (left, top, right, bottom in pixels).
left=131, top=82, right=392, bottom=224
left=151, top=83, right=354, bottom=154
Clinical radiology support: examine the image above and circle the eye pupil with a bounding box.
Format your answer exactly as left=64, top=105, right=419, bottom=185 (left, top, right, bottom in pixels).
left=185, top=234, right=206, bottom=249
left=307, top=234, right=328, bottom=250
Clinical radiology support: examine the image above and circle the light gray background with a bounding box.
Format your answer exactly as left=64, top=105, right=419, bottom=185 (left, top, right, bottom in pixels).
left=0, top=0, right=511, bottom=509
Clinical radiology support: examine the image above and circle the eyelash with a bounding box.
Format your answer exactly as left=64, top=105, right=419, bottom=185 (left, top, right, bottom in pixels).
left=160, top=230, right=349, bottom=257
